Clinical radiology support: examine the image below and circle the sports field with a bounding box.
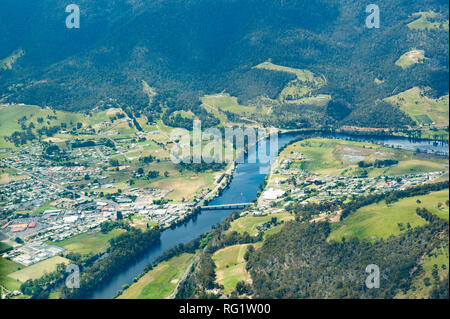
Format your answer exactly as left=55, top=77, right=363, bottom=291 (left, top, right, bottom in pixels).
left=8, top=256, right=70, bottom=282
left=0, top=168, right=29, bottom=185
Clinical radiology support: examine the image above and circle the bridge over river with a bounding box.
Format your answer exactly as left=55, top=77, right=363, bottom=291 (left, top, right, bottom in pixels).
left=201, top=203, right=253, bottom=210
left=88, top=131, right=448, bottom=299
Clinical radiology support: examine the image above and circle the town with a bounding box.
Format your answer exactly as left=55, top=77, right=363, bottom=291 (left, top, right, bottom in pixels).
left=0, top=138, right=230, bottom=273
left=0, top=117, right=448, bottom=299
left=1, top=137, right=447, bottom=267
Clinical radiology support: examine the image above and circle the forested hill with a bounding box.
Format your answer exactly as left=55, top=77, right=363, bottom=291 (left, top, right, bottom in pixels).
left=0, top=0, right=448, bottom=129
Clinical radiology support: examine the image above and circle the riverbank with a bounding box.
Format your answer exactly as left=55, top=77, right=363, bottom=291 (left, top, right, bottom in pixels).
left=86, top=130, right=449, bottom=299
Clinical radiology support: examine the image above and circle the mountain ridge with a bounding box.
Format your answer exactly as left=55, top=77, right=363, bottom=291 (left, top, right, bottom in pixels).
left=0, top=0, right=448, bottom=129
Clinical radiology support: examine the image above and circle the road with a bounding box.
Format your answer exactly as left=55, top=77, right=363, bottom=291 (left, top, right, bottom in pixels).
left=168, top=253, right=201, bottom=299
left=196, top=162, right=235, bottom=208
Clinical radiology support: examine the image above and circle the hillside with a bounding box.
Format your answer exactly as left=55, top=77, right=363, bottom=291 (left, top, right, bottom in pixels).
left=0, top=0, right=448, bottom=130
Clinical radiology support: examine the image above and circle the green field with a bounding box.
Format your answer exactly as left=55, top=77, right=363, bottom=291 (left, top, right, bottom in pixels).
left=0, top=49, right=24, bottom=71
left=385, top=87, right=449, bottom=128
left=8, top=256, right=70, bottom=283
left=118, top=253, right=196, bottom=299
left=254, top=61, right=326, bottom=104
left=32, top=204, right=59, bottom=216
left=279, top=137, right=448, bottom=177
left=227, top=212, right=294, bottom=237
left=395, top=50, right=426, bottom=69
left=254, top=61, right=320, bottom=82
left=0, top=168, right=29, bottom=185
left=408, top=11, right=449, bottom=31
left=0, top=241, right=12, bottom=253
left=0, top=104, right=134, bottom=148
left=49, top=229, right=125, bottom=255
left=328, top=190, right=449, bottom=242
left=0, top=105, right=81, bottom=137
left=262, top=223, right=292, bottom=239
left=412, top=189, right=449, bottom=220
left=202, top=94, right=259, bottom=116
left=217, top=212, right=294, bottom=294
left=381, top=159, right=446, bottom=177
left=212, top=244, right=259, bottom=294
left=282, top=138, right=340, bottom=173
left=149, top=170, right=217, bottom=202
left=0, top=257, right=23, bottom=291
left=414, top=114, right=433, bottom=125
left=397, top=245, right=449, bottom=299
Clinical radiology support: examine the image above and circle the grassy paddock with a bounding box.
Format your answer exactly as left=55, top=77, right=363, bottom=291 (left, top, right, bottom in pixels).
left=0, top=104, right=135, bottom=147
left=385, top=87, right=449, bottom=127
left=0, top=257, right=23, bottom=290
left=396, top=245, right=449, bottom=298
left=407, top=11, right=449, bottom=31
left=202, top=94, right=258, bottom=116
left=279, top=137, right=447, bottom=177
left=118, top=253, right=196, bottom=299
left=227, top=212, right=294, bottom=237
left=254, top=61, right=326, bottom=103
left=49, top=229, right=125, bottom=255
left=8, top=256, right=70, bottom=283
left=150, top=173, right=215, bottom=202
left=395, top=50, right=426, bottom=69
left=212, top=244, right=262, bottom=294
left=328, top=190, right=449, bottom=242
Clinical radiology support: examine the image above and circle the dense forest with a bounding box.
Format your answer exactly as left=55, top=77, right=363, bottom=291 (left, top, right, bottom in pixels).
left=0, top=0, right=448, bottom=129
left=176, top=183, right=449, bottom=299
left=247, top=216, right=448, bottom=298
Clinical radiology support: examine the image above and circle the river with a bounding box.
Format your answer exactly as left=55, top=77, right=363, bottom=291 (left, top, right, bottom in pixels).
left=89, top=131, right=448, bottom=299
